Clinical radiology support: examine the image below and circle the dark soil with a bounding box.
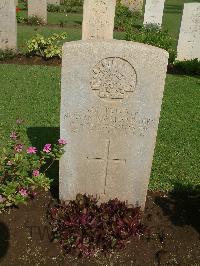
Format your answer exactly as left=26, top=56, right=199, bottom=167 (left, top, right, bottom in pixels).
left=0, top=190, right=199, bottom=266
left=1, top=56, right=198, bottom=77
left=0, top=55, right=61, bottom=66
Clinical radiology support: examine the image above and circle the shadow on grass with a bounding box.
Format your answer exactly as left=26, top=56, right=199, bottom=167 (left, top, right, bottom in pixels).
left=73, top=20, right=82, bottom=25
left=154, top=183, right=200, bottom=234
left=164, top=4, right=183, bottom=14
left=0, top=222, right=9, bottom=261
left=27, top=127, right=60, bottom=200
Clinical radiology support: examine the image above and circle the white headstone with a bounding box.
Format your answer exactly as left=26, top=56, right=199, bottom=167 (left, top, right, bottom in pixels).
left=60, top=40, right=168, bottom=208
left=28, top=0, right=47, bottom=24
left=47, top=0, right=60, bottom=5
left=143, top=0, right=165, bottom=26
left=0, top=0, right=17, bottom=50
left=82, top=0, right=116, bottom=40
left=121, top=0, right=143, bottom=13
left=177, top=3, right=200, bottom=61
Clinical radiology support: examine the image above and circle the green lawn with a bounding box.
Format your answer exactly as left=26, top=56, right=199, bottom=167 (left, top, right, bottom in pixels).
left=17, top=10, right=126, bottom=52
left=0, top=64, right=199, bottom=192
left=16, top=0, right=200, bottom=53
left=1, top=1, right=199, bottom=193
left=163, top=0, right=200, bottom=49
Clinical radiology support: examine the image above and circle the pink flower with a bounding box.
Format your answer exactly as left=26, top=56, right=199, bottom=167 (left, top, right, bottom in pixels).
left=16, top=119, right=24, bottom=125
left=0, top=195, right=5, bottom=203
left=15, top=144, right=23, bottom=153
left=19, top=188, right=28, bottom=197
left=32, top=170, right=40, bottom=177
left=27, top=146, right=37, bottom=154
left=58, top=139, right=67, bottom=145
left=43, top=144, right=51, bottom=153
left=10, top=132, right=17, bottom=140
left=7, top=161, right=13, bottom=166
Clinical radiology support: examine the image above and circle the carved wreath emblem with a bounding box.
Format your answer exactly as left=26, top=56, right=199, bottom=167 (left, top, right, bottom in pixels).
left=91, top=57, right=137, bottom=100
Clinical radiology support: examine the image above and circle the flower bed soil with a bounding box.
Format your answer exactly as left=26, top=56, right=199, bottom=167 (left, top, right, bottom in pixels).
left=0, top=55, right=61, bottom=67
left=1, top=56, right=198, bottom=76
left=0, top=189, right=199, bottom=265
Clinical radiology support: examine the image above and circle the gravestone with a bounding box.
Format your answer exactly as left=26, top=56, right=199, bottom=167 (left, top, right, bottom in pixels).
left=60, top=40, right=168, bottom=208
left=28, top=0, right=47, bottom=24
left=0, top=0, right=17, bottom=50
left=47, top=0, right=60, bottom=5
left=177, top=3, right=200, bottom=61
left=143, top=0, right=165, bottom=26
left=82, top=0, right=116, bottom=40
left=121, top=0, right=143, bottom=13
left=15, top=0, right=18, bottom=5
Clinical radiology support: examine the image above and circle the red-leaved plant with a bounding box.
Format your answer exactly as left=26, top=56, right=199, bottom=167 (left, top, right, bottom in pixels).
left=50, top=194, right=145, bottom=257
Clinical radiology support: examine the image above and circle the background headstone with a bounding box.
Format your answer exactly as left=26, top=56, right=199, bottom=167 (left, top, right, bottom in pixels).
left=82, top=0, right=116, bottom=40
left=0, top=0, right=17, bottom=50
left=177, top=3, right=200, bottom=61
left=60, top=40, right=168, bottom=208
left=15, top=0, right=18, bottom=5
left=28, top=0, right=47, bottom=24
left=143, top=0, right=165, bottom=26
left=47, top=0, right=60, bottom=5
left=121, top=0, right=143, bottom=13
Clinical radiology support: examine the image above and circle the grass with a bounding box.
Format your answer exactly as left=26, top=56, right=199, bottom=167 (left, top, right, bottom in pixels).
left=1, top=0, right=199, bottom=194
left=19, top=10, right=83, bottom=26
left=17, top=11, right=125, bottom=52
left=16, top=0, right=200, bottom=53
left=150, top=74, right=200, bottom=192
left=162, top=0, right=199, bottom=49
left=0, top=64, right=199, bottom=192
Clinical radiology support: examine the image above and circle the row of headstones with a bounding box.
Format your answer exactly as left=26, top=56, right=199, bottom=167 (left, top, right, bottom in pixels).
left=1, top=0, right=200, bottom=61
left=28, top=0, right=61, bottom=24
left=143, top=0, right=200, bottom=60
left=15, top=0, right=61, bottom=23
left=0, top=0, right=60, bottom=51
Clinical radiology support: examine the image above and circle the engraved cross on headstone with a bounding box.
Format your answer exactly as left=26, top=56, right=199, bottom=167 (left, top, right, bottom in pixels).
left=87, top=140, right=126, bottom=193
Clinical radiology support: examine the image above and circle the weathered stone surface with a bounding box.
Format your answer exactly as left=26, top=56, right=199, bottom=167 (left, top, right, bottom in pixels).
left=121, top=0, right=143, bottom=12
left=177, top=3, right=200, bottom=61
left=0, top=0, right=17, bottom=50
left=143, top=0, right=165, bottom=26
left=60, top=40, right=168, bottom=208
left=82, top=0, right=116, bottom=40
left=47, top=0, right=60, bottom=5
left=28, top=0, right=47, bottom=24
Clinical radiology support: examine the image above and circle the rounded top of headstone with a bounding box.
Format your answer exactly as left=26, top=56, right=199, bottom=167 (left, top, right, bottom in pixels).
left=62, top=40, right=169, bottom=59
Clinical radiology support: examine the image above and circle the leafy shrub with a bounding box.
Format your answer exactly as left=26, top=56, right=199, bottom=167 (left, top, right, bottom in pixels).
left=0, top=49, right=16, bottom=61
left=16, top=6, right=26, bottom=23
left=19, top=0, right=28, bottom=10
left=126, top=24, right=176, bottom=63
left=0, top=120, right=67, bottom=212
left=50, top=194, right=145, bottom=257
left=173, top=59, right=200, bottom=75
left=115, top=2, right=142, bottom=31
left=16, top=13, right=27, bottom=23
left=26, top=33, right=68, bottom=59
left=28, top=16, right=45, bottom=26
left=61, top=0, right=83, bottom=13
left=47, top=4, right=67, bottom=13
